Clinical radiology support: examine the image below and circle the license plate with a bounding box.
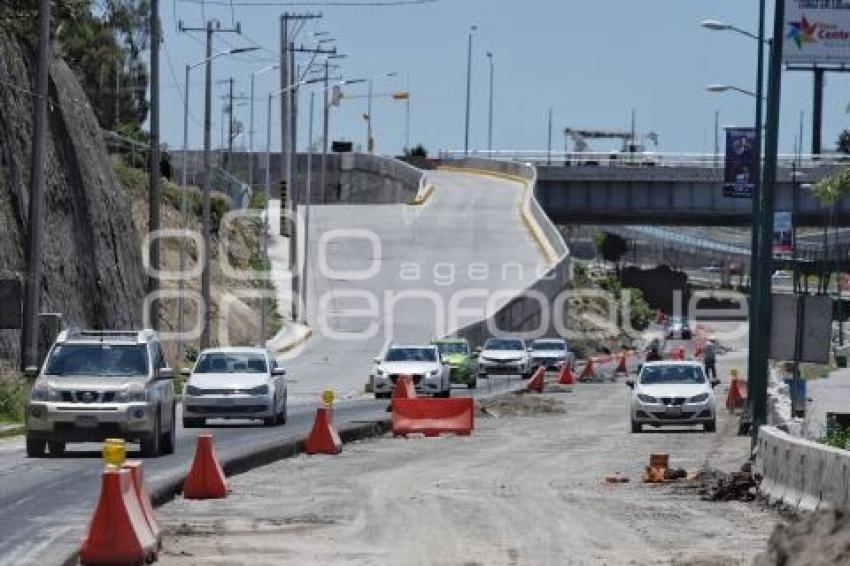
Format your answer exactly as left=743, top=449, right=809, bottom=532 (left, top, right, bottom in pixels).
left=75, top=416, right=98, bottom=428
left=666, top=406, right=682, bottom=416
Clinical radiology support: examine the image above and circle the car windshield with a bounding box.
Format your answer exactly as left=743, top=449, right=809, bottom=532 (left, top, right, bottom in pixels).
left=44, top=344, right=149, bottom=377
left=385, top=348, right=437, bottom=362
left=532, top=342, right=565, bottom=351
left=484, top=339, right=524, bottom=351
left=435, top=342, right=468, bottom=355
left=641, top=365, right=706, bottom=385
left=194, top=352, right=268, bottom=374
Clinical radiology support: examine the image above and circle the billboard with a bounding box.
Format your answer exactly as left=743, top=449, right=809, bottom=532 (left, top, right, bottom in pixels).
left=773, top=211, right=794, bottom=255
left=724, top=128, right=756, bottom=199
left=784, top=0, right=850, bottom=65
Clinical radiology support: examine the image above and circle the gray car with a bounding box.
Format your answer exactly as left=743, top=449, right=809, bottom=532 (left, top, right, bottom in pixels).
left=25, top=329, right=177, bottom=458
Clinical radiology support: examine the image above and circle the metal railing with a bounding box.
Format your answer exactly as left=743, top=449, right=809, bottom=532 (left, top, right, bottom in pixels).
left=439, top=149, right=849, bottom=170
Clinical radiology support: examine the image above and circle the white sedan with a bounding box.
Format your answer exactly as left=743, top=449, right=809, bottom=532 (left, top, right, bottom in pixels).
left=182, top=347, right=287, bottom=427
left=627, top=361, right=719, bottom=433
left=476, top=338, right=531, bottom=379
left=372, top=345, right=450, bottom=399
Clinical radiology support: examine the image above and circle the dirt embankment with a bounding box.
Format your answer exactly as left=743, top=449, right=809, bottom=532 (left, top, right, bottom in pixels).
left=754, top=508, right=850, bottom=566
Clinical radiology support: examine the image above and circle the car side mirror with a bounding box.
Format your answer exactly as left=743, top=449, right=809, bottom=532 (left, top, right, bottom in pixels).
left=625, top=379, right=635, bottom=389
left=272, top=368, right=286, bottom=376
left=635, top=364, right=643, bottom=374
left=180, top=368, right=191, bottom=377
left=24, top=366, right=39, bottom=379
left=711, top=379, right=721, bottom=388
left=158, top=367, right=174, bottom=380
left=373, top=357, right=381, bottom=364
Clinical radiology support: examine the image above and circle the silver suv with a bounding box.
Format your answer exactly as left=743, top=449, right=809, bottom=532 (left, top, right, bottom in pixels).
left=25, top=329, right=177, bottom=458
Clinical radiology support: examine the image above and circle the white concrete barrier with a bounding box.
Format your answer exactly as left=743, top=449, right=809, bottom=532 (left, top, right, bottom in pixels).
left=758, top=425, right=850, bottom=510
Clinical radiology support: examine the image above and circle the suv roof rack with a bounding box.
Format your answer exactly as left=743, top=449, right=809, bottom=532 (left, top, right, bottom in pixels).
left=57, top=329, right=156, bottom=344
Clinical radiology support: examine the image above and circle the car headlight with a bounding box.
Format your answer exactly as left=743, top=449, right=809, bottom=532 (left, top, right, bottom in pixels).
left=637, top=394, right=658, bottom=404
left=116, top=386, right=147, bottom=403
left=248, top=384, right=269, bottom=395
left=30, top=381, right=57, bottom=402
left=185, top=385, right=203, bottom=396
left=689, top=393, right=709, bottom=403
left=427, top=369, right=440, bottom=378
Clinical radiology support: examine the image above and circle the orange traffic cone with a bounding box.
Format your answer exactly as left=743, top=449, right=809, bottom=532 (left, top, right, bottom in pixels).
left=305, top=406, right=342, bottom=455
left=79, top=468, right=157, bottom=565
left=615, top=352, right=628, bottom=374
left=392, top=375, right=417, bottom=401
left=526, top=367, right=545, bottom=393
left=183, top=434, right=227, bottom=500
left=726, top=374, right=745, bottom=411
left=121, top=461, right=161, bottom=547
left=579, top=358, right=595, bottom=381
left=558, top=364, right=575, bottom=385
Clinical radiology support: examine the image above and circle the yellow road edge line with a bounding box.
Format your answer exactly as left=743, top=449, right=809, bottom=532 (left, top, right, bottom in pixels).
left=276, top=327, right=313, bottom=355
left=409, top=183, right=435, bottom=206
left=438, top=165, right=559, bottom=266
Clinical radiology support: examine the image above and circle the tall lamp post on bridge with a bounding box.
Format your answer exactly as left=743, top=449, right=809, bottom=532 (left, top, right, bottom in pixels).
left=703, top=5, right=773, bottom=445
left=249, top=64, right=280, bottom=191
left=464, top=24, right=477, bottom=156
left=486, top=51, right=494, bottom=158
left=365, top=71, right=398, bottom=154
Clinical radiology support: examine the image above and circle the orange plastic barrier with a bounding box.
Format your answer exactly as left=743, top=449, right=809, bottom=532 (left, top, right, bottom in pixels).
left=183, top=434, right=227, bottom=499
left=615, top=352, right=627, bottom=374
left=305, top=407, right=342, bottom=455
left=79, top=468, right=157, bottom=565
left=121, top=461, right=161, bottom=547
left=392, top=375, right=417, bottom=401
left=558, top=364, right=575, bottom=385
left=392, top=398, right=474, bottom=437
left=526, top=367, right=545, bottom=393
left=579, top=358, right=595, bottom=381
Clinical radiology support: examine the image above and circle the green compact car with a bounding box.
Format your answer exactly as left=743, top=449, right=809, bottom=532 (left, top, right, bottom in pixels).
left=432, top=338, right=477, bottom=389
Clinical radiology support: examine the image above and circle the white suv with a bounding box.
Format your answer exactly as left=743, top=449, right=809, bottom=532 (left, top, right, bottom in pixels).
left=372, top=345, right=450, bottom=399
left=25, top=329, right=176, bottom=458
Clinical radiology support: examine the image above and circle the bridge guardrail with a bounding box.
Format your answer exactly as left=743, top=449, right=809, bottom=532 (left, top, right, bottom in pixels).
left=439, top=158, right=572, bottom=344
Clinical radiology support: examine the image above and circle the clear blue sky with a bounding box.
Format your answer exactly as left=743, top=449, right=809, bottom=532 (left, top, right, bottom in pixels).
left=157, top=0, right=850, bottom=157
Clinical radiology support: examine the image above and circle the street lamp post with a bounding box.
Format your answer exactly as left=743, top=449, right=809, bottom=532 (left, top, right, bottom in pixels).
left=249, top=64, right=279, bottom=191
left=180, top=46, right=257, bottom=353
left=365, top=72, right=397, bottom=154
left=464, top=25, right=477, bottom=156
left=486, top=51, right=494, bottom=157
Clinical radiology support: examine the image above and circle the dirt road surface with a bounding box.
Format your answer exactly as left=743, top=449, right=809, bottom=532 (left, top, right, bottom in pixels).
left=157, top=348, right=777, bottom=566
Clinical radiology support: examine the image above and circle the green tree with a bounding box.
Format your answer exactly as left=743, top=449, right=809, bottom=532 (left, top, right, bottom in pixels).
left=838, top=129, right=850, bottom=155
left=597, top=233, right=629, bottom=264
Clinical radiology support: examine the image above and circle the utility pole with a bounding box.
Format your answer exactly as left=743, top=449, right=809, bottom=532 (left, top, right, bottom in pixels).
left=148, top=0, right=161, bottom=330
left=464, top=25, right=477, bottom=156
left=812, top=68, right=824, bottom=156
left=180, top=19, right=243, bottom=349
left=321, top=57, right=330, bottom=197
left=20, top=0, right=50, bottom=371
left=547, top=107, right=553, bottom=166
left=751, top=0, right=786, bottom=445
left=249, top=64, right=279, bottom=191
left=225, top=77, right=234, bottom=169
left=487, top=52, right=493, bottom=157
left=367, top=77, right=373, bottom=153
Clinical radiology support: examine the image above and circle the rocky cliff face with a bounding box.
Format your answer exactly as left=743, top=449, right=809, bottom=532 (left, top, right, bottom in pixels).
left=0, top=31, right=145, bottom=363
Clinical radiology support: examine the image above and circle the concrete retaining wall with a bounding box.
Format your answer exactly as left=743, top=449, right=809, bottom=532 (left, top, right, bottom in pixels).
left=441, top=158, right=572, bottom=344
left=173, top=150, right=425, bottom=206
left=757, top=425, right=850, bottom=510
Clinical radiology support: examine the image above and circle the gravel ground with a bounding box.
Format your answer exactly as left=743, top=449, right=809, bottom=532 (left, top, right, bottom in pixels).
left=156, top=349, right=777, bottom=566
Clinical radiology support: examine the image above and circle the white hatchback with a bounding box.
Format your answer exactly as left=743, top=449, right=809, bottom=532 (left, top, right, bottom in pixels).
left=627, top=361, right=719, bottom=433
left=182, top=347, right=287, bottom=427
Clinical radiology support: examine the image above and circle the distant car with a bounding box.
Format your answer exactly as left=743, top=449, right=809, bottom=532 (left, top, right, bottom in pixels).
left=477, top=338, right=531, bottom=379
left=627, top=361, right=720, bottom=433
left=528, top=338, right=575, bottom=371
left=772, top=270, right=792, bottom=284
left=372, top=345, right=450, bottom=399
left=432, top=338, right=477, bottom=389
left=182, top=347, right=287, bottom=428
left=665, top=316, right=692, bottom=340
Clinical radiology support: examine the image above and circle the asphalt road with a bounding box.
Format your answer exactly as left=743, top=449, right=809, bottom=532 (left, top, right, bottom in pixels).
left=157, top=334, right=773, bottom=566
left=0, top=170, right=546, bottom=565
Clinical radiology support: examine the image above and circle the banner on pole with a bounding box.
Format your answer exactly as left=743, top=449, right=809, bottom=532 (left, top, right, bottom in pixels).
left=784, top=0, right=850, bottom=66
left=724, top=127, right=756, bottom=199
left=773, top=211, right=794, bottom=255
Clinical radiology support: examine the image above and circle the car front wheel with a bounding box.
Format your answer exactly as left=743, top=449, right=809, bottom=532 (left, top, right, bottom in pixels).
left=47, top=440, right=66, bottom=457
left=631, top=420, right=642, bottom=433
left=140, top=414, right=161, bottom=458
left=704, top=419, right=716, bottom=433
